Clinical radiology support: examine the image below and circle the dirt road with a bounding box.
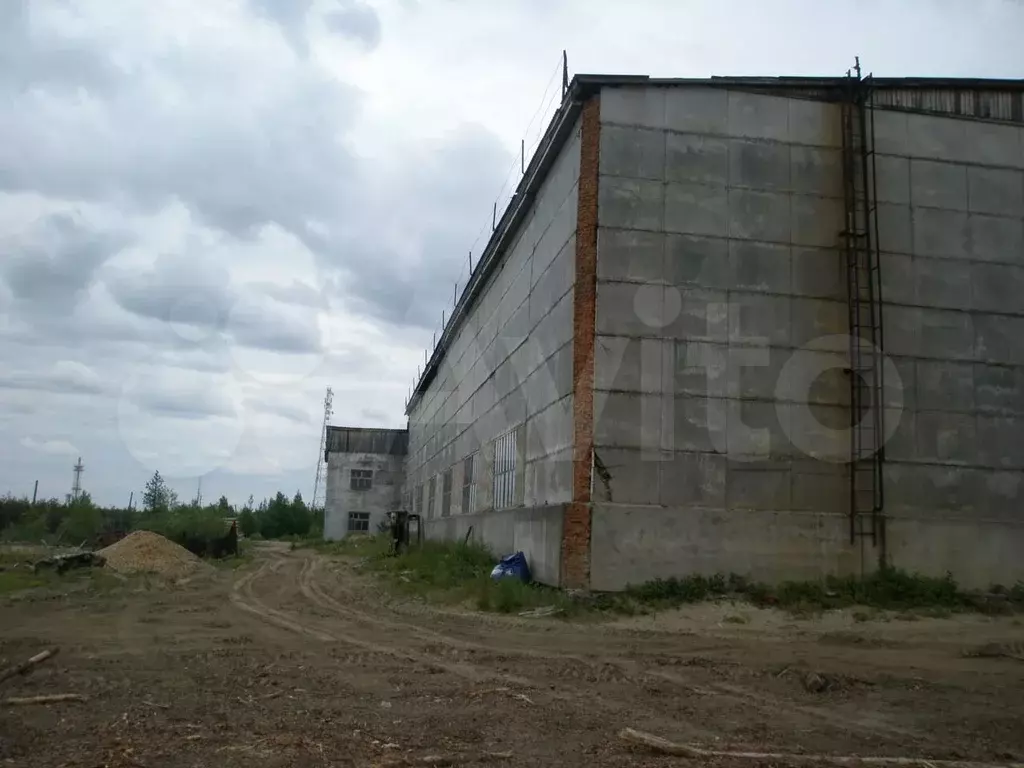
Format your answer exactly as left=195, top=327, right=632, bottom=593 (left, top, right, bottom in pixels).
left=2, top=543, right=1024, bottom=767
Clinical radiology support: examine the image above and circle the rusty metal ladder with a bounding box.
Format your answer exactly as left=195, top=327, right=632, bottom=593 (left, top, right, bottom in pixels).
left=840, top=60, right=886, bottom=550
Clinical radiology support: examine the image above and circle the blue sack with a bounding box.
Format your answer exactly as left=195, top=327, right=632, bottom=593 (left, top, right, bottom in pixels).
left=490, top=551, right=532, bottom=583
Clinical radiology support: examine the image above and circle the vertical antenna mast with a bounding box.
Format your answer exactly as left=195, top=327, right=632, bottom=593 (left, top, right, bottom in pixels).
left=71, top=457, right=84, bottom=502
left=312, top=386, right=334, bottom=510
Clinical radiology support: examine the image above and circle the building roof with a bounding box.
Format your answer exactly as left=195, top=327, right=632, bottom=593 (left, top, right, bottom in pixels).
left=326, top=426, right=408, bottom=457
left=405, top=72, right=1024, bottom=415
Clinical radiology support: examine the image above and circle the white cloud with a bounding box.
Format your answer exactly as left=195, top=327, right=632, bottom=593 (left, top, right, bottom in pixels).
left=20, top=437, right=80, bottom=457
left=1, top=0, right=1022, bottom=505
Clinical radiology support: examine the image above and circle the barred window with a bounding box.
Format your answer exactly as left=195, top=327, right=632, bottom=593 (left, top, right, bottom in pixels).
left=441, top=469, right=453, bottom=518
left=461, top=453, right=477, bottom=514
left=427, top=476, right=436, bottom=519
left=492, top=429, right=517, bottom=510
left=347, top=512, right=370, bottom=533
left=350, top=469, right=373, bottom=491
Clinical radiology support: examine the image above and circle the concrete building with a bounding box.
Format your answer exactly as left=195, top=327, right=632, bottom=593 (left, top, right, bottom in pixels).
left=323, top=427, right=407, bottom=540
left=342, top=72, right=1024, bottom=591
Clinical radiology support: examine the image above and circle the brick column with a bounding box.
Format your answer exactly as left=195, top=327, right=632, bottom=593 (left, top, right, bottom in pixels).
left=562, top=95, right=600, bottom=590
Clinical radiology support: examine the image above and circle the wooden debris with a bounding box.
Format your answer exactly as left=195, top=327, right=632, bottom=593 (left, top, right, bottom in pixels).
left=33, top=552, right=105, bottom=575
left=0, top=648, right=59, bottom=686
left=4, top=693, right=87, bottom=706
left=618, top=727, right=1024, bottom=768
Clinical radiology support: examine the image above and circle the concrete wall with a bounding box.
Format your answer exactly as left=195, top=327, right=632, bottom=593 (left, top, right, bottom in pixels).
left=405, top=117, right=582, bottom=584
left=590, top=84, right=860, bottom=590
left=324, top=451, right=405, bottom=541
left=588, top=83, right=1024, bottom=591
left=873, top=109, right=1024, bottom=588
left=424, top=505, right=566, bottom=586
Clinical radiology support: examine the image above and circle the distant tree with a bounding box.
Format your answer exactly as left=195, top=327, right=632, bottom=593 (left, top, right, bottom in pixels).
left=217, top=495, right=233, bottom=516
left=62, top=494, right=104, bottom=543
left=256, top=491, right=312, bottom=539
left=238, top=508, right=257, bottom=537
left=142, top=471, right=177, bottom=514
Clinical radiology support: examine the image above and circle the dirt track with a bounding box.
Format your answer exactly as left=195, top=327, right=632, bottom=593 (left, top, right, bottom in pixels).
left=2, top=542, right=1024, bottom=767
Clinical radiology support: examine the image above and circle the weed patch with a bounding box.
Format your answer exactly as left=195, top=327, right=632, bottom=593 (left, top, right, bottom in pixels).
left=0, top=569, right=48, bottom=594
left=622, top=567, right=1015, bottom=618
left=319, top=535, right=1021, bottom=621
left=319, top=536, right=575, bottom=615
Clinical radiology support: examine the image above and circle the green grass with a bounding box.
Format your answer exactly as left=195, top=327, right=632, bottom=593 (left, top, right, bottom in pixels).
left=0, top=569, right=49, bottom=594
left=618, top=568, right=1018, bottom=618
left=210, top=540, right=256, bottom=570
left=0, top=565, right=124, bottom=597
left=317, top=535, right=576, bottom=615
left=316, top=535, right=1024, bottom=620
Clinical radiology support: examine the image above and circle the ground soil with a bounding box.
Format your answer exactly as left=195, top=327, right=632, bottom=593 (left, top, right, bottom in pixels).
left=2, top=541, right=1023, bottom=767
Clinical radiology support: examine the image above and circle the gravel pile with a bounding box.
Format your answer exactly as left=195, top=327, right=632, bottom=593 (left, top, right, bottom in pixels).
left=98, top=531, right=206, bottom=579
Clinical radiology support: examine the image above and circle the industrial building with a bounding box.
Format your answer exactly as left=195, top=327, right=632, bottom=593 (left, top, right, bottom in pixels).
left=323, top=427, right=407, bottom=541
left=328, top=71, right=1024, bottom=592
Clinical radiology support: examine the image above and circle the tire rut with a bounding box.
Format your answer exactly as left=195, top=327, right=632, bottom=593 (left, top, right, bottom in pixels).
left=234, top=548, right=922, bottom=748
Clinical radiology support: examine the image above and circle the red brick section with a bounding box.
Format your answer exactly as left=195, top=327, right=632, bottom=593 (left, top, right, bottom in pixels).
left=562, top=95, right=600, bottom=590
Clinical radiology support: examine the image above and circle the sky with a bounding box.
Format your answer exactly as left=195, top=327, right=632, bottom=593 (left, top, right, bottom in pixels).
left=0, top=0, right=1021, bottom=508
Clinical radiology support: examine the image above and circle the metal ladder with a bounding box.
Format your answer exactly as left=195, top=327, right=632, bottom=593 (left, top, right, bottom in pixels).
left=840, top=60, right=885, bottom=548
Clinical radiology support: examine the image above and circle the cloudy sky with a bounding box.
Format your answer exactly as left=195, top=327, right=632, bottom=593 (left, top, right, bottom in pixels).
left=0, top=0, right=1020, bottom=508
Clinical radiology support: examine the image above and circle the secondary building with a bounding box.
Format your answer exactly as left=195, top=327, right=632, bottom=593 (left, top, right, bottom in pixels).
left=339, top=71, right=1024, bottom=591
left=323, top=426, right=407, bottom=540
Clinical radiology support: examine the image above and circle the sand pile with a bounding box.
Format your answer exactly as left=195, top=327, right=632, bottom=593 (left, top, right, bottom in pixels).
left=98, top=531, right=206, bottom=579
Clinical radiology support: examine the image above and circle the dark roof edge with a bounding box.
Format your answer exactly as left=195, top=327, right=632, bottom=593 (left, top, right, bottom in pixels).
left=575, top=73, right=1024, bottom=89
left=405, top=77, right=590, bottom=415
left=327, top=425, right=408, bottom=435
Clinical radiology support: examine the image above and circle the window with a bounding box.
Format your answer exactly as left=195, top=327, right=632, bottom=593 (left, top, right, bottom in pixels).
left=441, top=469, right=453, bottom=517
left=347, top=512, right=370, bottom=533
left=350, top=469, right=373, bottom=491
left=427, top=476, right=436, bottom=519
left=462, top=453, right=477, bottom=514
left=413, top=484, right=423, bottom=517
left=493, top=428, right=517, bottom=510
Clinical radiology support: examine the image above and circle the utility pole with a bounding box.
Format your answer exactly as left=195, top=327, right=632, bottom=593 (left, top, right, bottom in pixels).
left=128, top=491, right=134, bottom=512
left=195, top=477, right=203, bottom=507
left=31, top=480, right=38, bottom=506
left=71, top=457, right=84, bottom=502
left=312, top=387, right=334, bottom=510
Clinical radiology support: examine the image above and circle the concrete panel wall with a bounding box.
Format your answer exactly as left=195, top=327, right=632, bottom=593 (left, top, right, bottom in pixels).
left=873, top=109, right=1024, bottom=588
left=403, top=118, right=583, bottom=584
left=592, top=84, right=854, bottom=589
left=591, top=85, right=1023, bottom=590
left=324, top=452, right=405, bottom=541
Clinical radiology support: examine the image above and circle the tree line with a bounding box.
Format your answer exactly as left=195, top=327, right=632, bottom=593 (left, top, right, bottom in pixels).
left=0, top=470, right=323, bottom=546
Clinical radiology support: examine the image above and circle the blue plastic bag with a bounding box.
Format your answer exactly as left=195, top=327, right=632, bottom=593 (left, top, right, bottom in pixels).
left=490, top=551, right=532, bottom=583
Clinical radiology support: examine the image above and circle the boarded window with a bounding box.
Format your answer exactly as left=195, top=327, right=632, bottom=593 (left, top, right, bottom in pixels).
left=427, top=476, right=436, bottom=519
left=461, top=453, right=477, bottom=514
left=441, top=469, right=453, bottom=517
left=347, top=512, right=370, bottom=533
left=493, top=428, right=517, bottom=510
left=350, top=469, right=373, bottom=491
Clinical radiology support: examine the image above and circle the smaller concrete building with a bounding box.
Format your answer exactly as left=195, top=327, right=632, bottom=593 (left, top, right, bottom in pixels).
left=323, top=427, right=407, bottom=540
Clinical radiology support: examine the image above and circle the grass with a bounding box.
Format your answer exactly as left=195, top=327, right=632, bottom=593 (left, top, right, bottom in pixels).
left=722, top=613, right=750, bottom=625
left=0, top=564, right=125, bottom=597
left=313, top=535, right=1024, bottom=621
left=209, top=540, right=256, bottom=570
left=314, top=535, right=577, bottom=615
left=0, top=569, right=49, bottom=595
